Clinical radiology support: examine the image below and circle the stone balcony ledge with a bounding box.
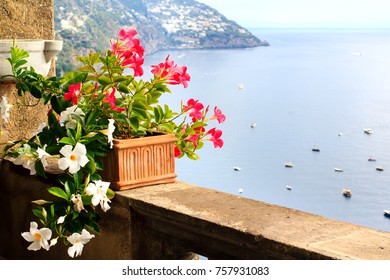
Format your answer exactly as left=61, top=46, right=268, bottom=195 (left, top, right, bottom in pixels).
left=1, top=160, right=390, bottom=260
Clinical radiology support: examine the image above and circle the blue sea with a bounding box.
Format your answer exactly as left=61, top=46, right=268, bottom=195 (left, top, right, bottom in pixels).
left=144, top=29, right=390, bottom=232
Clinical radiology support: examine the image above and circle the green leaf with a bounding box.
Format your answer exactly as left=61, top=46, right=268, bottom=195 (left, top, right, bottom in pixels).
left=153, top=106, right=162, bottom=123
left=34, top=160, right=47, bottom=178
left=85, top=221, right=100, bottom=235
left=64, top=180, right=74, bottom=196
left=106, top=188, right=115, bottom=200
left=75, top=122, right=82, bottom=141
left=185, top=151, right=200, bottom=160
left=59, top=137, right=76, bottom=146
left=129, top=116, right=140, bottom=131
left=32, top=207, right=45, bottom=221
left=84, top=157, right=97, bottom=174
left=29, top=84, right=42, bottom=99
left=98, top=76, right=112, bottom=87
left=132, top=102, right=149, bottom=119
left=118, top=83, right=130, bottom=93
left=48, top=187, right=69, bottom=201
left=158, top=123, right=175, bottom=133
left=61, top=72, right=87, bottom=91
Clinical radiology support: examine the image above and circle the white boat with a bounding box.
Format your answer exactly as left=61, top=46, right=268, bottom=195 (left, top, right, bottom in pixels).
left=238, top=83, right=244, bottom=90
left=334, top=168, right=344, bottom=172
left=250, top=123, right=256, bottom=128
left=364, top=128, right=373, bottom=135
left=376, top=166, right=384, bottom=171
left=233, top=166, right=241, bottom=171
left=342, top=188, right=352, bottom=197
left=384, top=210, right=390, bottom=218
left=286, top=185, right=292, bottom=191
left=285, top=162, right=294, bottom=168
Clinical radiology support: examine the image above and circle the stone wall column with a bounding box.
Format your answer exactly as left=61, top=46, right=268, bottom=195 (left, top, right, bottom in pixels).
left=0, top=0, right=54, bottom=146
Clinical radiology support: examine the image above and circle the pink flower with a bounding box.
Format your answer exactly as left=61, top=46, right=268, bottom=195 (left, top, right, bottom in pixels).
left=182, top=98, right=204, bottom=120
left=174, top=146, right=182, bottom=158
left=211, top=106, right=226, bottom=124
left=64, top=83, right=82, bottom=105
left=185, top=133, right=200, bottom=148
left=111, top=28, right=145, bottom=77
left=119, top=29, right=138, bottom=43
left=151, top=55, right=191, bottom=88
left=207, top=128, right=224, bottom=148
left=104, top=88, right=125, bottom=112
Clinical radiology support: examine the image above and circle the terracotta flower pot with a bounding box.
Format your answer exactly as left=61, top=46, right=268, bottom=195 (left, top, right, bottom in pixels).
left=101, top=134, right=177, bottom=190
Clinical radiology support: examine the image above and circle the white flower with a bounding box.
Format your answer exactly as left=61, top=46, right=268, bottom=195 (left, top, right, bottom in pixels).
left=57, top=216, right=65, bottom=224
left=36, top=146, right=50, bottom=169
left=59, top=105, right=85, bottom=129
left=107, top=118, right=115, bottom=148
left=86, top=180, right=111, bottom=212
left=58, top=143, right=89, bottom=174
left=32, top=122, right=47, bottom=136
left=99, top=119, right=115, bottom=148
left=71, top=193, right=85, bottom=213
left=67, top=229, right=95, bottom=258
left=21, top=222, right=52, bottom=251
left=50, top=238, right=58, bottom=247
left=0, top=96, right=12, bottom=123
left=13, top=144, right=37, bottom=175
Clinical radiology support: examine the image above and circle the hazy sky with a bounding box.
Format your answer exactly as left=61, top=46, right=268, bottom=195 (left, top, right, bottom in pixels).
left=197, top=0, right=390, bottom=28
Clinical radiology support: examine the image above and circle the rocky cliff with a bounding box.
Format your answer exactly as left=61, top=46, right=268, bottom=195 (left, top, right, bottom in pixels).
left=54, top=0, right=268, bottom=74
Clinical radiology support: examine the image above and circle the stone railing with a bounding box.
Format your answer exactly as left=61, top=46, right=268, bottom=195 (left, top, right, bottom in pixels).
left=1, top=159, right=390, bottom=260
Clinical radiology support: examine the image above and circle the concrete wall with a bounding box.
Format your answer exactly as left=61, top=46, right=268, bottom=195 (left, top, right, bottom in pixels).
left=0, top=0, right=54, bottom=146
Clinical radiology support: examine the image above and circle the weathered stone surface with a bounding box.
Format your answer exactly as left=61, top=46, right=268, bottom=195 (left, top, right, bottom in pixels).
left=122, top=182, right=390, bottom=260
left=0, top=0, right=54, bottom=146
left=2, top=159, right=390, bottom=260
left=0, top=0, right=54, bottom=40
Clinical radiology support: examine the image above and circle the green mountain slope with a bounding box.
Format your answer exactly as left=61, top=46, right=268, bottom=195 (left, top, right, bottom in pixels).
left=54, top=0, right=268, bottom=74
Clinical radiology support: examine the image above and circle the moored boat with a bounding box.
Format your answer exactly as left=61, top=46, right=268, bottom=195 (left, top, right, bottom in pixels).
left=342, top=188, right=352, bottom=197
left=364, top=128, right=373, bottom=135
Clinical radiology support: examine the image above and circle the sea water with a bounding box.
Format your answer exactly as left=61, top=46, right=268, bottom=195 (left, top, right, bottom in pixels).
left=144, top=28, right=390, bottom=232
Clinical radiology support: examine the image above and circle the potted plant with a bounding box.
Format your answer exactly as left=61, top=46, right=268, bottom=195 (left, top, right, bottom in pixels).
left=0, top=28, right=225, bottom=258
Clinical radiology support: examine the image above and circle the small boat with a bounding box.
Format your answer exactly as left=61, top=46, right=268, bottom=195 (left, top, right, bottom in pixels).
left=364, top=128, right=373, bottom=135
left=334, top=168, right=344, bottom=172
left=376, top=166, right=384, bottom=171
left=238, top=188, right=244, bottom=194
left=384, top=210, right=390, bottom=218
left=368, top=158, right=376, bottom=162
left=285, top=162, right=294, bottom=168
left=286, top=185, right=292, bottom=191
left=338, top=132, right=343, bottom=136
left=233, top=166, right=241, bottom=171
left=312, top=148, right=320, bottom=152
left=238, top=83, right=244, bottom=90
left=342, top=188, right=352, bottom=197
left=250, top=123, right=256, bottom=128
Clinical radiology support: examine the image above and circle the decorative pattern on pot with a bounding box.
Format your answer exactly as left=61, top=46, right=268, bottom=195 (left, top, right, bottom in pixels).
left=102, top=134, right=177, bottom=190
